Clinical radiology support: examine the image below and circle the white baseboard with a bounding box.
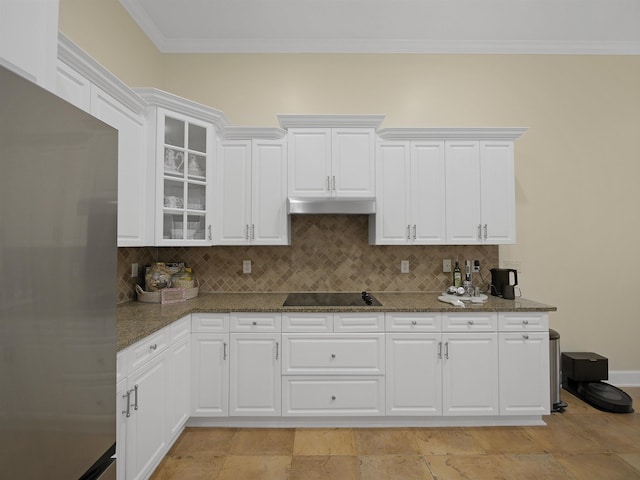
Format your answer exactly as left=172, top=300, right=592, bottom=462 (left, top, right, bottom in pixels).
left=609, top=370, right=640, bottom=387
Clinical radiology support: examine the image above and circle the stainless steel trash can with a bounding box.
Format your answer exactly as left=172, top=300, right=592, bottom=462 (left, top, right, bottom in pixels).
left=549, top=329, right=567, bottom=412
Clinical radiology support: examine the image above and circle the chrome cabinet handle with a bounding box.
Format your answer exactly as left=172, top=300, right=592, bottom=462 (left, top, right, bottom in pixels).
left=132, top=384, right=139, bottom=411
left=413, top=225, right=417, bottom=239
left=407, top=225, right=411, bottom=240
left=332, top=175, right=336, bottom=191
left=245, top=224, right=249, bottom=239
left=444, top=342, right=449, bottom=359
left=275, top=342, right=279, bottom=360
left=122, top=390, right=132, bottom=418
left=484, top=224, right=488, bottom=240
left=327, top=176, right=331, bottom=191
left=208, top=225, right=212, bottom=240
left=149, top=343, right=157, bottom=351
left=477, top=224, right=482, bottom=240
left=438, top=341, right=442, bottom=359
left=251, top=224, right=255, bottom=240
left=223, top=342, right=228, bottom=360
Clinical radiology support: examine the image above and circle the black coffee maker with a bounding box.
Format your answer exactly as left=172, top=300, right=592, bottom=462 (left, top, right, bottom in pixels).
left=490, top=268, right=518, bottom=299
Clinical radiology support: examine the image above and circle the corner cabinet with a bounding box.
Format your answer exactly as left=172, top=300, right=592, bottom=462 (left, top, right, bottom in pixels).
left=279, top=115, right=384, bottom=198
left=134, top=88, right=230, bottom=246
left=216, top=128, right=290, bottom=245
left=372, top=128, right=526, bottom=245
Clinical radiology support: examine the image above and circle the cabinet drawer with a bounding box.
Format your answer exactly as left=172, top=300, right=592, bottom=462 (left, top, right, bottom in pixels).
left=334, top=312, right=384, bottom=332
left=230, top=312, right=282, bottom=332
left=192, top=313, right=229, bottom=333
left=499, top=312, right=549, bottom=332
left=385, top=312, right=441, bottom=332
left=282, top=334, right=385, bottom=375
left=129, top=327, right=171, bottom=372
left=283, top=376, right=385, bottom=416
left=282, top=313, right=333, bottom=332
left=442, top=312, right=497, bottom=332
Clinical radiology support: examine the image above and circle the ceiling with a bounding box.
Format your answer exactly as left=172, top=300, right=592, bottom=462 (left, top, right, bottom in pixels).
left=119, top=0, right=640, bottom=54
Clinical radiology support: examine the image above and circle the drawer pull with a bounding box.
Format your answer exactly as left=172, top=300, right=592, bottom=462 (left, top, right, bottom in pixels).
left=331, top=354, right=336, bottom=359
left=523, top=334, right=529, bottom=340
left=331, top=396, right=336, bottom=401
left=467, top=320, right=474, bottom=325
left=411, top=320, right=417, bottom=326
left=149, top=343, right=158, bottom=351
left=252, top=321, right=257, bottom=326
left=523, top=319, right=529, bottom=325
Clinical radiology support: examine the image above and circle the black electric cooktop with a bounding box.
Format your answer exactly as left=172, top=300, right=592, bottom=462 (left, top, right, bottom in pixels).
left=283, top=291, right=382, bottom=307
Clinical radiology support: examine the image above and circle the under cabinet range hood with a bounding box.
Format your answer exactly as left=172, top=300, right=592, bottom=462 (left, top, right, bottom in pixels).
left=287, top=196, right=376, bottom=214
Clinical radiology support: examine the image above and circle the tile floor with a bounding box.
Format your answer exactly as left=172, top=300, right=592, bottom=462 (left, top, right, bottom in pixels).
left=150, top=387, right=640, bottom=479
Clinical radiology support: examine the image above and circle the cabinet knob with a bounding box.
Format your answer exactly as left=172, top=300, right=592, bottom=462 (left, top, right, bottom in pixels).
left=523, top=334, right=529, bottom=340
left=331, top=396, right=336, bottom=401
left=149, top=343, right=157, bottom=351
left=523, top=319, right=529, bottom=325
left=331, top=353, right=336, bottom=359
left=467, top=320, right=474, bottom=325
left=411, top=320, right=417, bottom=326
left=252, top=321, right=257, bottom=326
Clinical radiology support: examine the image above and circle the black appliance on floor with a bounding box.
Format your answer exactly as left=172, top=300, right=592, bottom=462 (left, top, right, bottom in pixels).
left=561, top=352, right=634, bottom=413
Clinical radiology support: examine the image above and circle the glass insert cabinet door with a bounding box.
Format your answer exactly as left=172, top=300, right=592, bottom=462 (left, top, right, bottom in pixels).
left=159, top=110, right=212, bottom=243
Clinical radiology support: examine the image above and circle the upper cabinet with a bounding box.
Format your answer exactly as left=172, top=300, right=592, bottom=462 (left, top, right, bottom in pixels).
left=55, top=34, right=153, bottom=247
left=134, top=88, right=229, bottom=246
left=372, top=128, right=526, bottom=246
left=216, top=128, right=289, bottom=246
left=279, top=115, right=384, bottom=198
left=0, top=0, right=58, bottom=90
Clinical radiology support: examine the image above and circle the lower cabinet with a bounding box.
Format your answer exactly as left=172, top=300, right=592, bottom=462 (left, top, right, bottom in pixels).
left=442, top=332, right=499, bottom=416
left=117, top=315, right=191, bottom=480
left=191, top=333, right=229, bottom=416
left=229, top=333, right=282, bottom=416
left=386, top=333, right=442, bottom=415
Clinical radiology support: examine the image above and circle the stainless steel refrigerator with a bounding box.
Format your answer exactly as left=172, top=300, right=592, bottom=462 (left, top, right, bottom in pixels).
left=0, top=65, right=118, bottom=479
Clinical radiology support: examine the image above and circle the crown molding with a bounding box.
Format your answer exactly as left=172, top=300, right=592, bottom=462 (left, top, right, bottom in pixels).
left=57, top=33, right=147, bottom=114
left=221, top=126, right=287, bottom=141
left=376, top=127, right=528, bottom=141
left=133, top=87, right=230, bottom=131
left=278, top=114, right=386, bottom=129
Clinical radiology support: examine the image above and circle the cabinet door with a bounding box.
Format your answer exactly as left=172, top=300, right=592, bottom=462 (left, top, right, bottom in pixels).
left=157, top=109, right=213, bottom=245
left=125, top=352, right=169, bottom=480
left=216, top=140, right=252, bottom=245
left=499, top=332, right=550, bottom=415
left=288, top=128, right=331, bottom=196
left=411, top=141, right=446, bottom=244
left=480, top=141, right=516, bottom=244
left=229, top=333, right=281, bottom=416
left=332, top=128, right=375, bottom=196
left=442, top=333, right=498, bottom=416
left=191, top=334, right=229, bottom=416
left=252, top=139, right=289, bottom=245
left=116, top=378, right=127, bottom=480
left=386, top=334, right=442, bottom=416
left=167, top=335, right=190, bottom=440
left=0, top=0, right=58, bottom=89
left=445, top=141, right=481, bottom=244
left=91, top=85, right=151, bottom=247
left=373, top=141, right=411, bottom=244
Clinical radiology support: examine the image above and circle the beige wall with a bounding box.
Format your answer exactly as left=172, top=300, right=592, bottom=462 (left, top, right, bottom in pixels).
left=59, top=1, right=640, bottom=372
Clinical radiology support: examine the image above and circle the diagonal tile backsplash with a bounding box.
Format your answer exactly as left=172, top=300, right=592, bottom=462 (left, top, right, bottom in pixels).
left=117, top=215, right=498, bottom=303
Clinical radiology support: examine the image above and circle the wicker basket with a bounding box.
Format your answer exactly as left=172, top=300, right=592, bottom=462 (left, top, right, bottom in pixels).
left=136, top=279, right=199, bottom=304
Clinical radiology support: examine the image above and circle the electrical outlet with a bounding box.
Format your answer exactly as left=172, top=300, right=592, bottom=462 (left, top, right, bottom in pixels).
left=400, top=260, right=410, bottom=274
left=473, top=260, right=480, bottom=273
left=442, top=259, right=452, bottom=273
left=243, top=260, right=252, bottom=274
left=131, top=263, right=138, bottom=278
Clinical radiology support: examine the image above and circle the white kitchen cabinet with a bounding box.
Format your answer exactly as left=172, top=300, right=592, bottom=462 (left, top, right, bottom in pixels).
left=498, top=312, right=550, bottom=416
left=0, top=0, right=58, bottom=90
left=386, top=333, right=442, bottom=416
left=229, top=332, right=282, bottom=416
left=216, top=130, right=289, bottom=245
left=279, top=115, right=384, bottom=198
left=167, top=327, right=191, bottom=441
left=55, top=36, right=153, bottom=247
left=445, top=139, right=516, bottom=244
left=134, top=88, right=229, bottom=246
left=116, top=377, right=127, bottom=480
left=372, top=140, right=446, bottom=244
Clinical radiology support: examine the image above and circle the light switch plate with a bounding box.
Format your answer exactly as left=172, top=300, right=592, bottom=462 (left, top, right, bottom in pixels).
left=243, top=260, right=252, bottom=274
left=442, top=259, right=452, bottom=273
left=400, top=260, right=410, bottom=274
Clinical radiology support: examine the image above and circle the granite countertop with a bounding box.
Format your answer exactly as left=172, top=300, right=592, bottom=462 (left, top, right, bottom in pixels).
left=117, top=292, right=556, bottom=352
